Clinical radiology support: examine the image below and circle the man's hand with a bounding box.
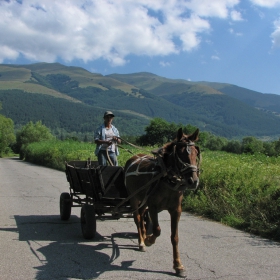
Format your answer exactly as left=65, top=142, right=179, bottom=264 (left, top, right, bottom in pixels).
left=112, top=136, right=120, bottom=143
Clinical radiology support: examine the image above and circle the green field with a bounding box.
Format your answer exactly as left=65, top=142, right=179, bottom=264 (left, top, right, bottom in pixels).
left=22, top=140, right=280, bottom=241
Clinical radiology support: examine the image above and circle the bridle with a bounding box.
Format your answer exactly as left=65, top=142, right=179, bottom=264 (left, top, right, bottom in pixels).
left=172, top=141, right=200, bottom=176
left=162, top=140, right=200, bottom=191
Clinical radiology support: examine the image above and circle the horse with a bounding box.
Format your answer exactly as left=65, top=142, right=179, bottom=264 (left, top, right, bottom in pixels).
left=124, top=128, right=200, bottom=278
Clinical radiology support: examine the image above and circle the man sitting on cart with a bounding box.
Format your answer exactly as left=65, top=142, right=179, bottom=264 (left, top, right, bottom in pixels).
left=94, top=111, right=121, bottom=166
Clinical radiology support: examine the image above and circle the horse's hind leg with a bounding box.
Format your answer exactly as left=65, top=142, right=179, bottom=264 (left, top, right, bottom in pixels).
left=132, top=201, right=146, bottom=252
left=144, top=206, right=161, bottom=246
left=140, top=206, right=148, bottom=241
left=169, top=208, right=186, bottom=278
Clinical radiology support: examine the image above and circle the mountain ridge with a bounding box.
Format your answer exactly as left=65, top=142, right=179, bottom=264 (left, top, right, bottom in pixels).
left=0, top=62, right=280, bottom=139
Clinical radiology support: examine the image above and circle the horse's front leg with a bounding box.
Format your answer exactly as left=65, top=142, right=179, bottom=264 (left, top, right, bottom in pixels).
left=169, top=208, right=186, bottom=278
left=144, top=206, right=161, bottom=246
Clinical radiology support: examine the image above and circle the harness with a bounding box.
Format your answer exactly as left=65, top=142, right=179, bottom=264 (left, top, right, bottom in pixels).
left=112, top=140, right=201, bottom=214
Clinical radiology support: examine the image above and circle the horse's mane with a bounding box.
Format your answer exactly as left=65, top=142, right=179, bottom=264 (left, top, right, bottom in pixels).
left=162, top=133, right=189, bottom=154
left=161, top=141, right=175, bottom=154
left=159, top=133, right=190, bottom=161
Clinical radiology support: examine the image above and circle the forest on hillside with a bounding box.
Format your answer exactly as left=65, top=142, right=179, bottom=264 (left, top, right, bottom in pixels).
left=0, top=89, right=148, bottom=139
left=42, top=73, right=280, bottom=138
left=1, top=68, right=280, bottom=140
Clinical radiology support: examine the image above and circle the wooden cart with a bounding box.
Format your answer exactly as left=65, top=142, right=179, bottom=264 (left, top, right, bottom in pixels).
left=60, top=160, right=150, bottom=239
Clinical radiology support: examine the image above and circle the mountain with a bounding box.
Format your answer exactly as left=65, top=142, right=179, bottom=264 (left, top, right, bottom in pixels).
left=0, top=62, right=280, bottom=139
left=108, top=72, right=280, bottom=138
left=200, top=82, right=280, bottom=117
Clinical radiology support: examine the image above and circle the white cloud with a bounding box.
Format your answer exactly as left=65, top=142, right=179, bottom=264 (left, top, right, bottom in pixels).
left=250, top=0, right=280, bottom=49
left=0, top=0, right=241, bottom=66
left=230, top=10, right=243, bottom=21
left=159, top=61, right=171, bottom=67
left=0, top=46, right=19, bottom=63
left=229, top=28, right=243, bottom=36
left=211, top=55, right=220, bottom=60
left=250, top=0, right=280, bottom=7
left=184, top=0, right=240, bottom=18
left=271, top=19, right=280, bottom=48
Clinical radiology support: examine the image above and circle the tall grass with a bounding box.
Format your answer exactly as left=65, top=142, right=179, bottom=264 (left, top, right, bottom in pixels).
left=24, top=141, right=280, bottom=240
left=23, top=139, right=148, bottom=170
left=24, top=140, right=95, bottom=170
left=184, top=151, right=280, bottom=240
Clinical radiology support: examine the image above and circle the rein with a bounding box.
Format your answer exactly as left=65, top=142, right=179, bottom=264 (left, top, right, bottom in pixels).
left=105, top=136, right=153, bottom=166
left=112, top=139, right=200, bottom=214
left=117, top=137, right=154, bottom=155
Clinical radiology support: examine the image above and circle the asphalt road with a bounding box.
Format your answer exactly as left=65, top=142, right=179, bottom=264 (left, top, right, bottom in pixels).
left=0, top=157, right=279, bottom=280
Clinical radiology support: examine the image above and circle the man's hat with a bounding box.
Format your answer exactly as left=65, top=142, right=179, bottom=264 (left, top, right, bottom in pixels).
left=104, top=111, right=115, bottom=117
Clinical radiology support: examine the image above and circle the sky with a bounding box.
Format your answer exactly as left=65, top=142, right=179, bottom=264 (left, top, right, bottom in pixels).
left=1, top=0, right=280, bottom=95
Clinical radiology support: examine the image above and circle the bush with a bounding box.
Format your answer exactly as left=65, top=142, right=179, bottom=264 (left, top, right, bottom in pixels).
left=16, top=121, right=54, bottom=159
left=0, top=114, right=16, bottom=157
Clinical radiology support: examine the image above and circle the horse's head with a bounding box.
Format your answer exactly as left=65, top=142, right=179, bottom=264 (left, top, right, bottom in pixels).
left=162, top=128, right=200, bottom=190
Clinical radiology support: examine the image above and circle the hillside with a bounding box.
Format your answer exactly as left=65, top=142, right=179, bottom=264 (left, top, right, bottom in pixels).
left=108, top=72, right=280, bottom=138
left=0, top=63, right=280, bottom=139
left=201, top=82, right=280, bottom=117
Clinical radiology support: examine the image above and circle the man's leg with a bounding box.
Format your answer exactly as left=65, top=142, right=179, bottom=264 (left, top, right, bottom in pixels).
left=98, top=150, right=108, bottom=166
left=109, top=152, right=118, bottom=166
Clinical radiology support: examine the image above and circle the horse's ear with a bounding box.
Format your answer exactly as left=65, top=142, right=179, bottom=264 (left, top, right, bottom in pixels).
left=177, top=128, right=183, bottom=141
left=189, top=128, right=199, bottom=142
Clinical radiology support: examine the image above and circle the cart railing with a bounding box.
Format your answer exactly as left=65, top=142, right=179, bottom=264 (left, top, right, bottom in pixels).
left=65, top=161, right=128, bottom=201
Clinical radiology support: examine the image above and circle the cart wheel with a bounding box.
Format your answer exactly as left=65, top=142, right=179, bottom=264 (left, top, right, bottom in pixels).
left=144, top=210, right=153, bottom=235
left=81, top=204, right=96, bottom=239
left=60, top=192, right=72, bottom=220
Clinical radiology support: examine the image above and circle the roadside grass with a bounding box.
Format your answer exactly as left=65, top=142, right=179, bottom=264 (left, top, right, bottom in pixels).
left=23, top=141, right=280, bottom=241
left=184, top=151, right=280, bottom=241
left=23, top=139, right=148, bottom=170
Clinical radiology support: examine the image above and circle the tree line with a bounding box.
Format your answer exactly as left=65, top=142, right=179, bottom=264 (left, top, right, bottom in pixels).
left=1, top=107, right=280, bottom=158
left=137, top=118, right=280, bottom=157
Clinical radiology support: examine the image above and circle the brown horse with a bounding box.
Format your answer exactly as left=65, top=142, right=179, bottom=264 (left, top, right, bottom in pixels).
left=124, top=128, right=200, bottom=277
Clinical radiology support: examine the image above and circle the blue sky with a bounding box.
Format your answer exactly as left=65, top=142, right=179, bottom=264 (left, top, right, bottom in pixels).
left=1, top=0, right=280, bottom=94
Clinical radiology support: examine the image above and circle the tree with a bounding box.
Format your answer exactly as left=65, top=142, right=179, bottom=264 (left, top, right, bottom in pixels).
left=263, top=142, right=276, bottom=156
left=16, top=121, right=54, bottom=159
left=139, top=118, right=176, bottom=145
left=274, top=138, right=280, bottom=156
left=241, top=136, right=264, bottom=154
left=223, top=140, right=242, bottom=154
left=0, top=114, right=16, bottom=156
left=204, top=134, right=227, bottom=151
left=138, top=118, right=201, bottom=146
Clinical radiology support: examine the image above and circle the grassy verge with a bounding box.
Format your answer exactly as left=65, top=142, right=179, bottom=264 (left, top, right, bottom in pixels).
left=23, top=139, right=147, bottom=170
left=23, top=140, right=280, bottom=241
left=184, top=151, right=280, bottom=240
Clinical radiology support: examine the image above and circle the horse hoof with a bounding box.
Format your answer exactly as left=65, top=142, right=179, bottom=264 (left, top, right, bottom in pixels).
left=144, top=238, right=153, bottom=247
left=175, top=268, right=186, bottom=278
left=139, top=245, right=146, bottom=252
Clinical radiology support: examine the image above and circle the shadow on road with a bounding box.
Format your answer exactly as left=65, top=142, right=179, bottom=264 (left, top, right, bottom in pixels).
left=0, top=215, right=174, bottom=279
